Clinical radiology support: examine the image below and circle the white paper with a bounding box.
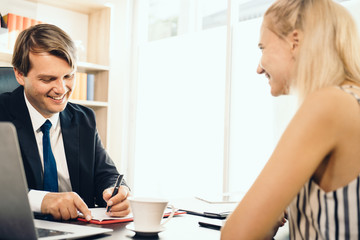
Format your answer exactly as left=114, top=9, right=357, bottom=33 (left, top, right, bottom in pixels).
left=78, top=208, right=133, bottom=222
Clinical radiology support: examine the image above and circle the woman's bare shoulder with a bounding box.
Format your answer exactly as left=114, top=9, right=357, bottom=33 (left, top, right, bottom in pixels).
left=300, top=86, right=359, bottom=116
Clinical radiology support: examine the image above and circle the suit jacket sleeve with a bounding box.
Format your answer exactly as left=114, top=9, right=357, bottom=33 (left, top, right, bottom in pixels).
left=61, top=103, right=128, bottom=207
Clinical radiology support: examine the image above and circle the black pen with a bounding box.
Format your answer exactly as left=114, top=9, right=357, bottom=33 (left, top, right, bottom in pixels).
left=106, top=174, right=124, bottom=212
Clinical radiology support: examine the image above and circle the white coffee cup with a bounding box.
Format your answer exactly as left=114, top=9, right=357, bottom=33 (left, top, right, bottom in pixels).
left=128, top=197, right=176, bottom=232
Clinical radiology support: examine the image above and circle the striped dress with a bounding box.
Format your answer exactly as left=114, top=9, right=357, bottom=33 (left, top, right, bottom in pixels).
left=288, top=85, right=360, bottom=240
left=288, top=176, right=360, bottom=239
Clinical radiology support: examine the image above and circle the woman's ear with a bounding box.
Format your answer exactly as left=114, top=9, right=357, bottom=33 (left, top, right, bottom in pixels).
left=13, top=68, right=25, bottom=86
left=290, top=29, right=300, bottom=51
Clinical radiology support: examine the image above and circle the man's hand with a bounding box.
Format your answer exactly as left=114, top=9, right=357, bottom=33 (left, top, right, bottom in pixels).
left=103, top=186, right=130, bottom=217
left=41, top=192, right=92, bottom=221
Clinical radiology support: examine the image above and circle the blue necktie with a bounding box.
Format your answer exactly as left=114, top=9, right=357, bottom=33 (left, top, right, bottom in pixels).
left=41, top=120, right=58, bottom=192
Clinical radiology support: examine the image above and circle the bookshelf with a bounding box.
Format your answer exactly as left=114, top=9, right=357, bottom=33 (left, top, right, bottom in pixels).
left=0, top=0, right=112, bottom=147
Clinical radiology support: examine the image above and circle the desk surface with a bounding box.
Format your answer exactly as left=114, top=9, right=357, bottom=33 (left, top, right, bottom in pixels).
left=74, top=214, right=220, bottom=240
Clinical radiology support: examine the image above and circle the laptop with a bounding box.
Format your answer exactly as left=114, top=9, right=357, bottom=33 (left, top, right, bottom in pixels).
left=0, top=122, right=113, bottom=239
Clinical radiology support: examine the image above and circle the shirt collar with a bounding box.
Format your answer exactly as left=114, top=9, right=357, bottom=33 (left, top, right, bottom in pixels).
left=23, top=91, right=60, bottom=132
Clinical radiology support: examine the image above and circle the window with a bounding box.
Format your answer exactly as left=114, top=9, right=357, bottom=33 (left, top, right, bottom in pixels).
left=132, top=0, right=227, bottom=198
left=128, top=0, right=360, bottom=201
left=133, top=28, right=227, bottom=198
left=148, top=0, right=180, bottom=41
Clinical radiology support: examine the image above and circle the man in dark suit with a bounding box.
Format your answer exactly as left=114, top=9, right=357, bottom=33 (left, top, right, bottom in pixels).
left=0, top=24, right=130, bottom=221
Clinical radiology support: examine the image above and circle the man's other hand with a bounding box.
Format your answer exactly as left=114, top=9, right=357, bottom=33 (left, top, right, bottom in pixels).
left=41, top=192, right=92, bottom=221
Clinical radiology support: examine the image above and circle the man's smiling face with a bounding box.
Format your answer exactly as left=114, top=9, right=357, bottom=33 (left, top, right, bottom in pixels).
left=15, top=52, right=76, bottom=118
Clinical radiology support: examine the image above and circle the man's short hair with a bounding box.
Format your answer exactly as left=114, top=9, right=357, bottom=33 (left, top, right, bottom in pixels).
left=12, top=24, right=77, bottom=76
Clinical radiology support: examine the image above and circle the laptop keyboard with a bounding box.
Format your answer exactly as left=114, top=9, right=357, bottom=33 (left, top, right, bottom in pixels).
left=36, top=227, right=72, bottom=237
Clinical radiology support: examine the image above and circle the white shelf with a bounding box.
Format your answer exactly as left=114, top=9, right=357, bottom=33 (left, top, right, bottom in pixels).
left=0, top=48, right=12, bottom=55
left=77, top=61, right=110, bottom=72
left=69, top=99, right=108, bottom=107
left=0, top=49, right=13, bottom=65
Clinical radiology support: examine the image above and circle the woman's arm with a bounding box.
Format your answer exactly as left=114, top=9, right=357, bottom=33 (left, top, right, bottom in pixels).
left=221, top=88, right=346, bottom=239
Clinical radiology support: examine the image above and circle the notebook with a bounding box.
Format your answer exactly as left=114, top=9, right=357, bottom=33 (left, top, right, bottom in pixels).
left=77, top=207, right=186, bottom=225
left=0, top=122, right=113, bottom=239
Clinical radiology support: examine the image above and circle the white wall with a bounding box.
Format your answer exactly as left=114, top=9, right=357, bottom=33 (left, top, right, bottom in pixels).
left=36, top=4, right=88, bottom=62
left=343, top=0, right=360, bottom=33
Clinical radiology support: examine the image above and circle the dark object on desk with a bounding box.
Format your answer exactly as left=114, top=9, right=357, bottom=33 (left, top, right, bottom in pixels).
left=132, top=233, right=160, bottom=239
left=198, top=218, right=225, bottom=231
left=198, top=221, right=222, bottom=231
left=133, top=232, right=160, bottom=238
left=184, top=210, right=230, bottom=219
left=0, top=67, right=20, bottom=94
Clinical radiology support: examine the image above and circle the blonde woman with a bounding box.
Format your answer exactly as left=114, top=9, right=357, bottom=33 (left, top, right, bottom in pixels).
left=221, top=0, right=360, bottom=239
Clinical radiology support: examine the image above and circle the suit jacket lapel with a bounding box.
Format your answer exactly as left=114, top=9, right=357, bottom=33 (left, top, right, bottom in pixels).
left=9, top=87, right=43, bottom=189
left=60, top=108, right=80, bottom=192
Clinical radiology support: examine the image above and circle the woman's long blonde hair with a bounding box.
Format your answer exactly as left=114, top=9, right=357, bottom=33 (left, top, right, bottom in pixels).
left=264, top=0, right=360, bottom=100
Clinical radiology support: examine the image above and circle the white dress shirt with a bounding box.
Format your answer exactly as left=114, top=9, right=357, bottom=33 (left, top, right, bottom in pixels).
left=24, top=93, right=72, bottom=212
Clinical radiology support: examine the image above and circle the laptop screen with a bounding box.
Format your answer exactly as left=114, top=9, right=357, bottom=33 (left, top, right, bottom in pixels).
left=0, top=122, right=113, bottom=239
left=0, top=122, right=38, bottom=239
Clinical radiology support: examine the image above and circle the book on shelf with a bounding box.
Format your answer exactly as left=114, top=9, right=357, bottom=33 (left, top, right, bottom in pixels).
left=22, top=17, right=31, bottom=30
left=30, top=18, right=37, bottom=26
left=0, top=13, right=7, bottom=49
left=78, top=72, right=87, bottom=100
left=70, top=72, right=88, bottom=101
left=86, top=73, right=95, bottom=101
left=15, top=15, right=23, bottom=34
left=3, top=13, right=43, bottom=50
left=70, top=72, right=81, bottom=100
left=0, top=13, right=7, bottom=28
left=3, top=13, right=16, bottom=50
